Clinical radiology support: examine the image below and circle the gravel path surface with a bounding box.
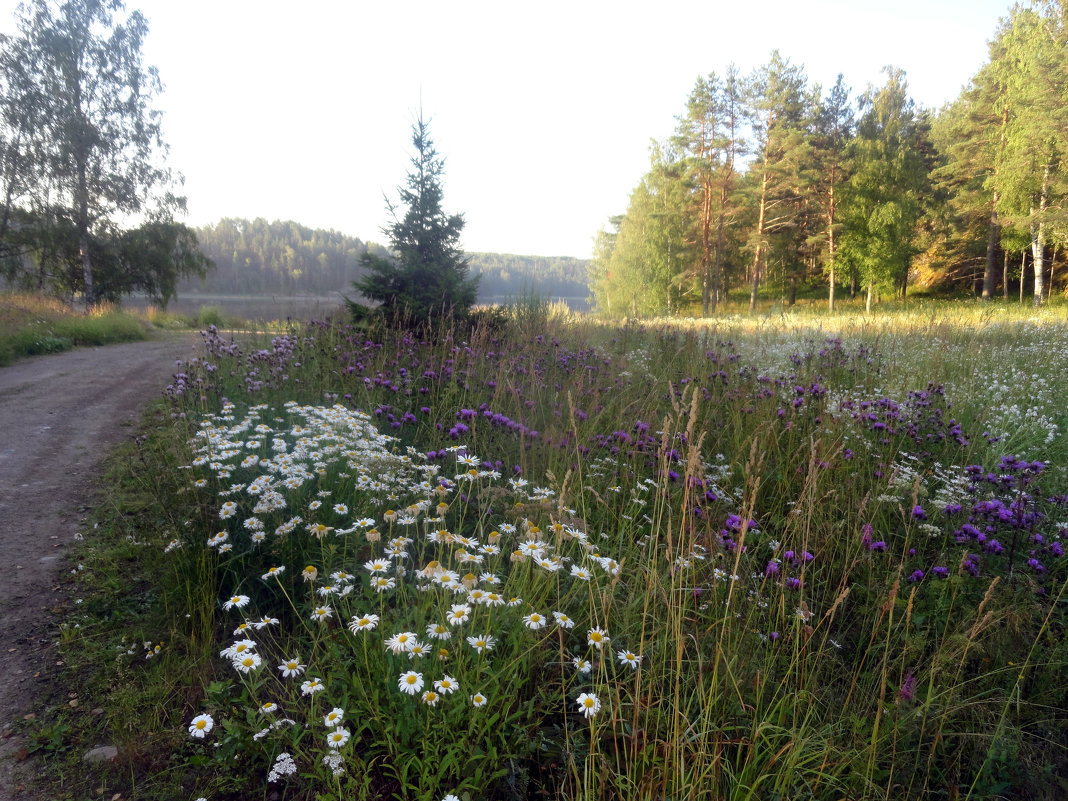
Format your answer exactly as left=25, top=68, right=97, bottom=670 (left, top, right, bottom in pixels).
left=0, top=334, right=197, bottom=799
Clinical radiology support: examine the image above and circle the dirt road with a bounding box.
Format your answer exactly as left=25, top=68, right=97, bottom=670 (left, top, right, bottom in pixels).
left=0, top=334, right=197, bottom=798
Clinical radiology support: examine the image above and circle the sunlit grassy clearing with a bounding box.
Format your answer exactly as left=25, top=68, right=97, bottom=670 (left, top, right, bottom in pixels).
left=52, top=301, right=1068, bottom=801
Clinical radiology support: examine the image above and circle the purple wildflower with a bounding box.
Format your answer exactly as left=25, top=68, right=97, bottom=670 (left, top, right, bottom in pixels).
left=898, top=673, right=917, bottom=702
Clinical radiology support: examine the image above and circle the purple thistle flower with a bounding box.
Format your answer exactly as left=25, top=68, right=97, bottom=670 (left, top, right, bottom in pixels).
left=898, top=673, right=917, bottom=702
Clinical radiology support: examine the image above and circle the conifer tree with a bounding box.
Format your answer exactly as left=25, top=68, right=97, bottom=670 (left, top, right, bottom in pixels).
left=810, top=75, right=854, bottom=310
left=353, top=115, right=477, bottom=324
left=674, top=65, right=745, bottom=315
left=743, top=52, right=810, bottom=312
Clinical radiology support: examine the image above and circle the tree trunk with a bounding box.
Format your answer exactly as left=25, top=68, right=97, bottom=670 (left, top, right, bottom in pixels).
left=74, top=81, right=93, bottom=309
left=1049, top=245, right=1058, bottom=302
left=1002, top=250, right=1008, bottom=300
left=1031, top=163, right=1049, bottom=307
left=983, top=104, right=1009, bottom=300
left=827, top=181, right=836, bottom=313
left=982, top=191, right=1000, bottom=299
left=712, top=210, right=726, bottom=314
left=78, top=194, right=93, bottom=308
left=1020, top=249, right=1026, bottom=304
left=749, top=168, right=769, bottom=313
left=698, top=152, right=713, bottom=316
left=865, top=282, right=873, bottom=314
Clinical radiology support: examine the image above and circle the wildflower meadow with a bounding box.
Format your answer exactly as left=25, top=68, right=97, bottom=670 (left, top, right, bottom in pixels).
left=84, top=303, right=1068, bottom=800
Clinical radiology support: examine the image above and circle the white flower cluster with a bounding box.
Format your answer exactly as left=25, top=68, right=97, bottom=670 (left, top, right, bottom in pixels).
left=267, top=751, right=296, bottom=782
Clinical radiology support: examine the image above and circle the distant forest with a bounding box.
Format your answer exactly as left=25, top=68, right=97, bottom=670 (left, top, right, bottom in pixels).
left=180, top=218, right=590, bottom=307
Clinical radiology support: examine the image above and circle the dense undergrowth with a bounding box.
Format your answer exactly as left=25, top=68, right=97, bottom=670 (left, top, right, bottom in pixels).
left=35, top=300, right=1068, bottom=800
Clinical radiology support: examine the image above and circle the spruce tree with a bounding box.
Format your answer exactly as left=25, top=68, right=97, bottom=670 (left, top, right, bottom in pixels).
left=353, top=116, right=478, bottom=324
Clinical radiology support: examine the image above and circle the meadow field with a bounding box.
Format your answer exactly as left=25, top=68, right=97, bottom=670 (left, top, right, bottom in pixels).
left=41, top=300, right=1068, bottom=801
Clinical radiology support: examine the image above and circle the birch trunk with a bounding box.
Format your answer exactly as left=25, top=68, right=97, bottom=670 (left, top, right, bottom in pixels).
left=1031, top=163, right=1049, bottom=307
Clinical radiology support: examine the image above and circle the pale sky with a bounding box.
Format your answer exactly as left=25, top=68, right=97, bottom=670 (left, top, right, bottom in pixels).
left=1, top=0, right=1014, bottom=258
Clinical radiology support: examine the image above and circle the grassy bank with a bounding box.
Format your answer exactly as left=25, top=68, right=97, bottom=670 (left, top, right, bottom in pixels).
left=0, top=292, right=150, bottom=365
left=31, top=300, right=1068, bottom=800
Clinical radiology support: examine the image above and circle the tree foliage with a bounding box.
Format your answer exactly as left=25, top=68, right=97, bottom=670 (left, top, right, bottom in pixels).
left=838, top=68, right=933, bottom=308
left=352, top=116, right=478, bottom=324
left=590, top=149, right=692, bottom=316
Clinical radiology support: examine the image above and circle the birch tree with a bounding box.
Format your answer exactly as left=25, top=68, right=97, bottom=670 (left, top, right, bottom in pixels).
left=8, top=0, right=174, bottom=307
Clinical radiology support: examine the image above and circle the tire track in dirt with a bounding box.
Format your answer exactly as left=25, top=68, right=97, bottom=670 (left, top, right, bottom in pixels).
left=0, top=334, right=197, bottom=799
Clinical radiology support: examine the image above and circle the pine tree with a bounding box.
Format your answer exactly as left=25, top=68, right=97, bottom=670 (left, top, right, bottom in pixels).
left=743, top=52, right=810, bottom=312
left=673, top=65, right=745, bottom=315
left=353, top=115, right=477, bottom=324
left=809, top=75, right=854, bottom=310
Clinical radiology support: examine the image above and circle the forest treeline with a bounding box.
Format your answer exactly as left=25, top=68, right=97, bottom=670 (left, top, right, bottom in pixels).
left=182, top=217, right=591, bottom=305
left=591, top=1, right=1068, bottom=315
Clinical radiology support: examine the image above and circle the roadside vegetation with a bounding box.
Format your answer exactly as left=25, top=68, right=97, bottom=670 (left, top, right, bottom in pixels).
left=0, top=291, right=296, bottom=366
left=0, top=292, right=147, bottom=365
left=24, top=299, right=1068, bottom=800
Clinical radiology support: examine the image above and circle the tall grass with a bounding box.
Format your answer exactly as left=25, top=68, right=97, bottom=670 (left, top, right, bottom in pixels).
left=49, top=302, right=1068, bottom=800
left=0, top=291, right=146, bottom=364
